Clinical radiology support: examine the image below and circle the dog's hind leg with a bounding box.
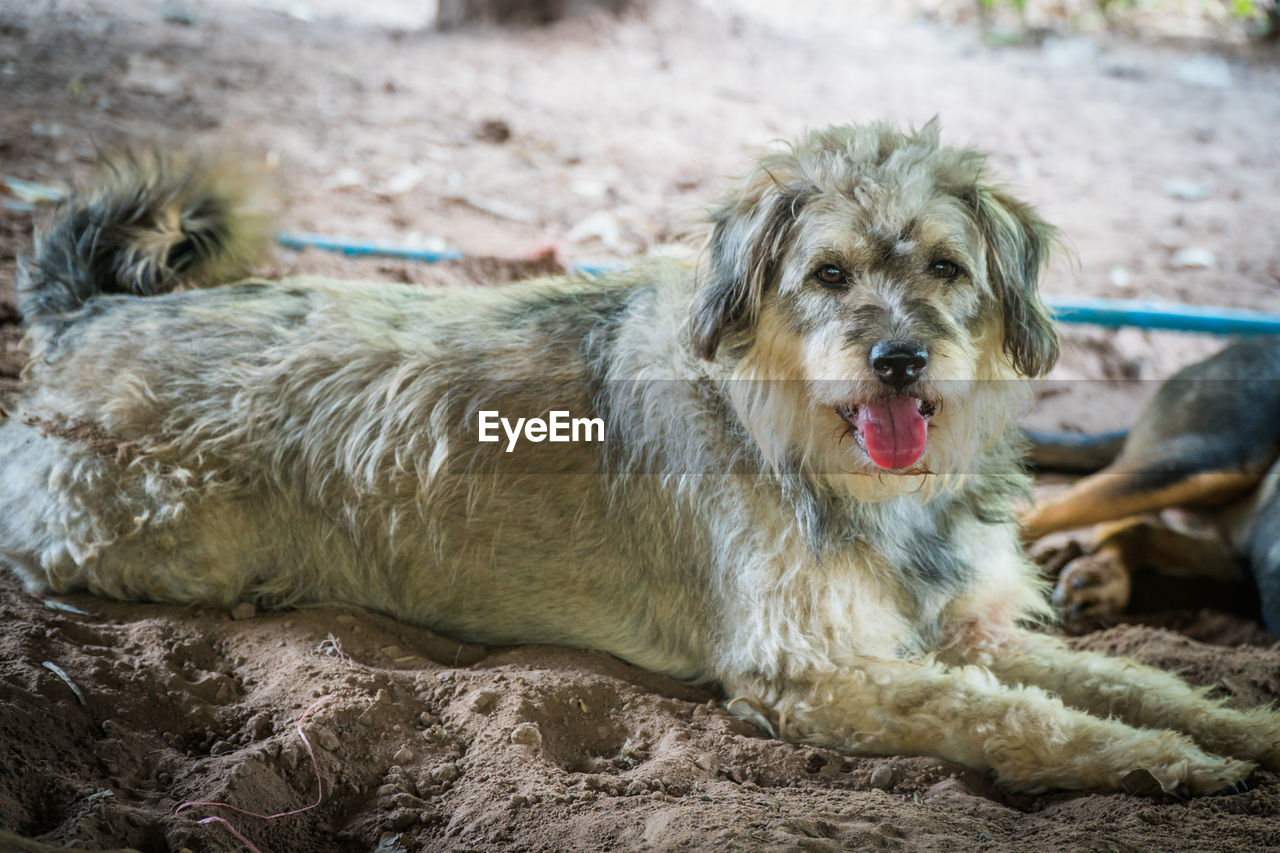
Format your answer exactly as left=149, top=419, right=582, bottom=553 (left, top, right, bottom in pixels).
left=1023, top=458, right=1263, bottom=542
left=947, top=628, right=1280, bottom=774
left=0, top=418, right=275, bottom=606
left=0, top=418, right=127, bottom=595
left=724, top=660, right=1254, bottom=795
left=1024, top=339, right=1280, bottom=542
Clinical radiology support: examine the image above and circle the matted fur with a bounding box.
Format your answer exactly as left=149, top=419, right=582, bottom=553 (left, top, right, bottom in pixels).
left=3, top=122, right=1277, bottom=794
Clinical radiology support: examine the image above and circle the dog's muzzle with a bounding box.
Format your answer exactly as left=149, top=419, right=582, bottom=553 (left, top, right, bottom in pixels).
left=835, top=340, right=936, bottom=471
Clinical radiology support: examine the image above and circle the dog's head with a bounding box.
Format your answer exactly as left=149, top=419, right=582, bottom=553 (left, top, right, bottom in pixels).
left=691, top=120, right=1058, bottom=494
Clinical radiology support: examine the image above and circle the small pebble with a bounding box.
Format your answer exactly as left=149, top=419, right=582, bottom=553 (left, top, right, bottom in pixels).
left=392, top=746, right=414, bottom=765
left=475, top=118, right=511, bottom=144
left=1170, top=247, right=1215, bottom=269
left=469, top=691, right=498, bottom=714
left=430, top=762, right=461, bottom=783
left=313, top=727, right=340, bottom=752
left=1108, top=264, right=1131, bottom=289
left=869, top=765, right=895, bottom=790
left=510, top=722, right=542, bottom=748
left=1122, top=768, right=1164, bottom=796
left=376, top=830, right=408, bottom=852
left=1162, top=178, right=1210, bottom=201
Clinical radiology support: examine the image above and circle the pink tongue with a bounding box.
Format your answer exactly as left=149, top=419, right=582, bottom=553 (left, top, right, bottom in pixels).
left=856, top=397, right=928, bottom=470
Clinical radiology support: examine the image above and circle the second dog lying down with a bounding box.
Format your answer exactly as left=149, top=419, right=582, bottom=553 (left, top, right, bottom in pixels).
left=1026, top=338, right=1280, bottom=633
left=4, top=121, right=1278, bottom=794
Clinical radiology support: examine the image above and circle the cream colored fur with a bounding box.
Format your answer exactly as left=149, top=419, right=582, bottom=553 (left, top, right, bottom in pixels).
left=3, top=122, right=1276, bottom=795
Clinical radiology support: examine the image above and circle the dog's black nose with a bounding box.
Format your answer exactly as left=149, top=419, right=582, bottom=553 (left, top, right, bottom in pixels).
left=870, top=340, right=928, bottom=390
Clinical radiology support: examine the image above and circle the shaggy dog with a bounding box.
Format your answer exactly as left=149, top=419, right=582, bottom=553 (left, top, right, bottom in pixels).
left=4, top=122, right=1277, bottom=794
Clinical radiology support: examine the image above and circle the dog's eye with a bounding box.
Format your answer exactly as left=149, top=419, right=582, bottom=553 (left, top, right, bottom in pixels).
left=930, top=260, right=962, bottom=281
left=814, top=265, right=849, bottom=288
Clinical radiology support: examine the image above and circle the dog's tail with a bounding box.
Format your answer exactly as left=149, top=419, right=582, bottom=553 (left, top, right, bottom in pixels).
left=1022, top=427, right=1129, bottom=473
left=16, top=153, right=270, bottom=328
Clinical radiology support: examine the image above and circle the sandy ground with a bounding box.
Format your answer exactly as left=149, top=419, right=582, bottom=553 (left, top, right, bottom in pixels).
left=1, top=1, right=1279, bottom=850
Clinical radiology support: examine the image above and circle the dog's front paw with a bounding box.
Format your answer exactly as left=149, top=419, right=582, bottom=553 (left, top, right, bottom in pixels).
left=1096, top=728, right=1256, bottom=797
left=1029, top=537, right=1084, bottom=578
left=1175, top=755, right=1256, bottom=797
left=1052, top=549, right=1131, bottom=619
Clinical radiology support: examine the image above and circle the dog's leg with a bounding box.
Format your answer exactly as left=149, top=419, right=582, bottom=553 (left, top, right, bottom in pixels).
left=1026, top=339, right=1280, bottom=543
left=1022, top=458, right=1262, bottom=542
left=949, top=628, right=1280, bottom=773
left=0, top=417, right=220, bottom=602
left=0, top=418, right=340, bottom=608
left=1051, top=516, right=1242, bottom=617
left=0, top=418, right=122, bottom=595
left=724, top=659, right=1254, bottom=794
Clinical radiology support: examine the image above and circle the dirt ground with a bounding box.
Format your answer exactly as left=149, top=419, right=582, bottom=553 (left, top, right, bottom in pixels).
left=1, top=1, right=1279, bottom=851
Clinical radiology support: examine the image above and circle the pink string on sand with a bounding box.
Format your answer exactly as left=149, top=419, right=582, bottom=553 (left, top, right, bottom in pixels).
left=190, top=817, right=268, bottom=853
left=175, top=694, right=334, bottom=853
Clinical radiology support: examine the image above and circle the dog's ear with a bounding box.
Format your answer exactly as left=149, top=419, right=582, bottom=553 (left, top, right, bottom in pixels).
left=691, top=168, right=811, bottom=360
left=973, top=186, right=1060, bottom=377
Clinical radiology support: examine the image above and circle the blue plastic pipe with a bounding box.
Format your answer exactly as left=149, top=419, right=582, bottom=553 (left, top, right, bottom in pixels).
left=276, top=233, right=1280, bottom=336
left=1044, top=296, right=1280, bottom=336
left=277, top=232, right=464, bottom=263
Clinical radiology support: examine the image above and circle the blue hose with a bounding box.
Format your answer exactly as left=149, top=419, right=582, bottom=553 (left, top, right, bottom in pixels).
left=277, top=232, right=464, bottom=263
left=1044, top=296, right=1280, bottom=336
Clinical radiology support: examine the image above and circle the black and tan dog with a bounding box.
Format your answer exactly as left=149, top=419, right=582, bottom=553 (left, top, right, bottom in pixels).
left=1025, top=338, right=1280, bottom=635
left=3, top=122, right=1278, bottom=795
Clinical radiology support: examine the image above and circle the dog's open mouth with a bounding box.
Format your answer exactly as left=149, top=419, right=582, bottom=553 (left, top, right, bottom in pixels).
left=835, top=398, right=937, bottom=471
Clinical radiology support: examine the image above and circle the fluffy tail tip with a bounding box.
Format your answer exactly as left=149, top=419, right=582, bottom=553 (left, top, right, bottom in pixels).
left=17, top=151, right=274, bottom=326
